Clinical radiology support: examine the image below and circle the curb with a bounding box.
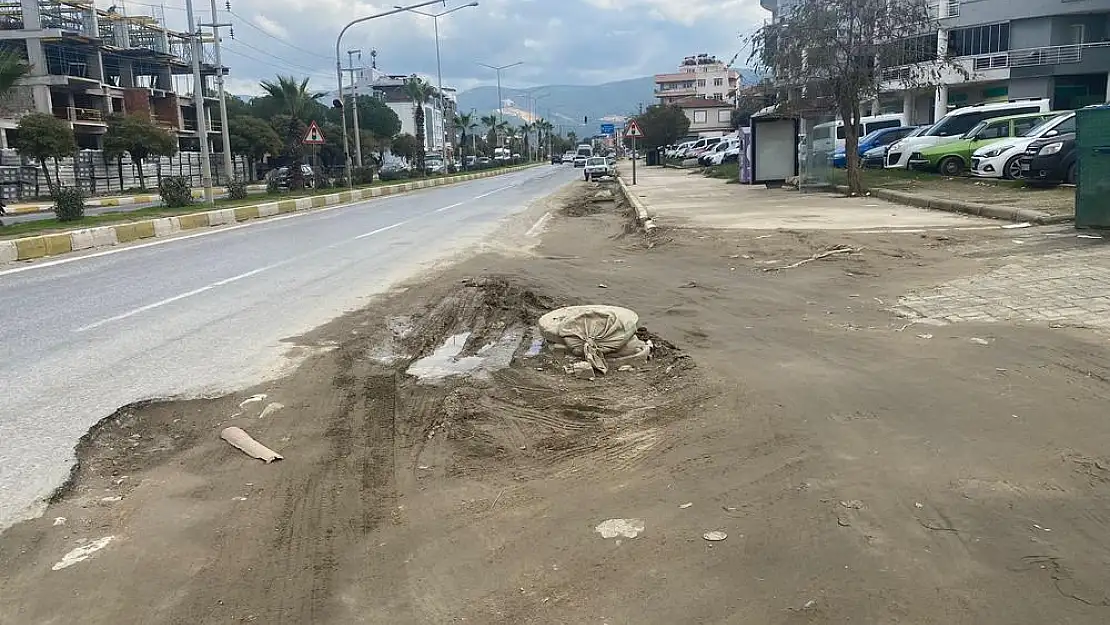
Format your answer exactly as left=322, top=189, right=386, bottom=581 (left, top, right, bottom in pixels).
left=616, top=175, right=656, bottom=232
left=836, top=185, right=1075, bottom=225
left=2, top=166, right=536, bottom=264
left=6, top=185, right=269, bottom=214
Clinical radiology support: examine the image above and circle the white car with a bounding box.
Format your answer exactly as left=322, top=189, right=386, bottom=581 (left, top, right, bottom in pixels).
left=583, top=156, right=611, bottom=181
left=667, top=141, right=695, bottom=158
left=971, top=112, right=1075, bottom=179
left=886, top=99, right=1052, bottom=169
left=572, top=155, right=588, bottom=168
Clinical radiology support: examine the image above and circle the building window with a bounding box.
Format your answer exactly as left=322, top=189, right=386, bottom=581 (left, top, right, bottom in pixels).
left=947, top=23, right=1009, bottom=57
left=718, top=109, right=731, bottom=123
left=712, top=93, right=724, bottom=100
left=886, top=33, right=938, bottom=66
left=713, top=77, right=723, bottom=86
left=694, top=110, right=707, bottom=123
left=697, top=79, right=706, bottom=87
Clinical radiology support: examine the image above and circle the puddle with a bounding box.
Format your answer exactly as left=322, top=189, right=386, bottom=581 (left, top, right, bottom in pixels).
left=406, top=328, right=524, bottom=382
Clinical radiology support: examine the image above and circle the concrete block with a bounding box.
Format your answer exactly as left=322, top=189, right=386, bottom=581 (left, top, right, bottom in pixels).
left=134, top=220, right=156, bottom=239
left=294, top=198, right=312, bottom=211
left=310, top=195, right=327, bottom=208
left=90, top=227, right=117, bottom=247
left=98, top=198, right=120, bottom=207
left=178, top=213, right=208, bottom=229
left=337, top=192, right=352, bottom=204
left=206, top=209, right=236, bottom=226
left=15, top=236, right=46, bottom=259
left=0, top=240, right=16, bottom=263
left=153, top=217, right=180, bottom=236
left=42, top=233, right=72, bottom=256
left=70, top=229, right=95, bottom=250
left=277, top=200, right=297, bottom=214
left=257, top=203, right=279, bottom=217
left=324, top=193, right=339, bottom=206
left=233, top=206, right=259, bottom=221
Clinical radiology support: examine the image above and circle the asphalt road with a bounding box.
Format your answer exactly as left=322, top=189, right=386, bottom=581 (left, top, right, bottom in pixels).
left=0, top=165, right=577, bottom=530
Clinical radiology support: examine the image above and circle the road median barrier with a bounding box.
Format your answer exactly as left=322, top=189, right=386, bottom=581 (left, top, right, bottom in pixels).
left=616, top=175, right=657, bottom=232
left=1, top=165, right=538, bottom=264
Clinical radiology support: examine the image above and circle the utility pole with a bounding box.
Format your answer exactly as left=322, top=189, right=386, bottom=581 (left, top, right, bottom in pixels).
left=201, top=0, right=233, bottom=183
left=478, top=61, right=522, bottom=150
left=185, top=0, right=214, bottom=204
left=346, top=49, right=363, bottom=167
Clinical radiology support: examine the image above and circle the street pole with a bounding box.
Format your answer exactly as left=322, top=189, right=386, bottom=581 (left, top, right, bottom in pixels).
left=200, top=0, right=232, bottom=184
left=184, top=0, right=213, bottom=204
left=477, top=60, right=522, bottom=152
left=336, top=0, right=448, bottom=188
left=632, top=134, right=637, bottom=185
left=347, top=50, right=363, bottom=167
left=396, top=3, right=477, bottom=159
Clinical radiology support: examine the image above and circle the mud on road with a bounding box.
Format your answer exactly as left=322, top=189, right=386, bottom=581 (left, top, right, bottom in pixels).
left=3, top=181, right=1110, bottom=624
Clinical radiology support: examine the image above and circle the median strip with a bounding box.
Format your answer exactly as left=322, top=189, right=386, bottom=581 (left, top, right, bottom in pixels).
left=0, top=166, right=537, bottom=264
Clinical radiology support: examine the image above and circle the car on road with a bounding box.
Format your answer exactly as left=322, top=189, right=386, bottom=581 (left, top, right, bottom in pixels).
left=583, top=156, right=611, bottom=181
left=424, top=155, right=447, bottom=175
left=1018, top=132, right=1077, bottom=186
left=572, top=154, right=588, bottom=168
left=908, top=112, right=1056, bottom=175
left=266, top=164, right=316, bottom=189
left=886, top=99, right=1052, bottom=169
left=551, top=153, right=563, bottom=164
left=971, top=112, right=1076, bottom=180
left=829, top=126, right=917, bottom=168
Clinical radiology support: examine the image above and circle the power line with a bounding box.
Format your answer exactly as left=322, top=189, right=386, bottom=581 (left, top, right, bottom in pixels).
left=226, top=8, right=332, bottom=61
left=221, top=42, right=332, bottom=83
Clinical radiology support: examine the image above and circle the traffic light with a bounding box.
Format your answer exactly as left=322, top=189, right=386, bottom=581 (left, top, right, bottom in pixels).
left=584, top=116, right=588, bottom=124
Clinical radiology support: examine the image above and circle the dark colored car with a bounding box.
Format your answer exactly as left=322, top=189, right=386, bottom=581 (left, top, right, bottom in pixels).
left=551, top=154, right=563, bottom=164
left=1019, top=132, right=1077, bottom=186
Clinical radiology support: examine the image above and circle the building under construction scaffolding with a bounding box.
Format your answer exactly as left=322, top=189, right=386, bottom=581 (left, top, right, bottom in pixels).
left=0, top=0, right=223, bottom=151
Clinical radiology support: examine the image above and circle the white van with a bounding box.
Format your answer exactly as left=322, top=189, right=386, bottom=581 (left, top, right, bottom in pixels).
left=886, top=98, right=1052, bottom=169
left=810, top=114, right=906, bottom=156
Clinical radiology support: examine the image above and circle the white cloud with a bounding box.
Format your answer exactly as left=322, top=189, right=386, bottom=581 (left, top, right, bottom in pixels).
left=253, top=15, right=288, bottom=39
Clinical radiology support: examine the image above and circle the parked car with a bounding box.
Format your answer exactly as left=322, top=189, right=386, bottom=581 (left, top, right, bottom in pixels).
left=378, top=162, right=412, bottom=181
left=684, top=137, right=722, bottom=160
left=424, top=156, right=447, bottom=175
left=477, top=156, right=492, bottom=166
left=886, top=98, right=1052, bottom=169
left=1018, top=132, right=1077, bottom=186
left=666, top=141, right=695, bottom=158
left=265, top=164, right=315, bottom=188
left=972, top=112, right=1076, bottom=179
left=572, top=154, right=588, bottom=168
left=551, top=153, right=563, bottom=164
left=830, top=126, right=918, bottom=168
left=810, top=113, right=905, bottom=157
left=563, top=151, right=576, bottom=163
left=856, top=125, right=931, bottom=168
left=702, top=137, right=740, bottom=166
left=583, top=156, right=611, bottom=181
left=908, top=112, right=1056, bottom=175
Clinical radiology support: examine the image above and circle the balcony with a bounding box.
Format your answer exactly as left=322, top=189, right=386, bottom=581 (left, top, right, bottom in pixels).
left=971, top=41, right=1110, bottom=71
left=655, top=86, right=696, bottom=97
left=53, top=106, right=105, bottom=124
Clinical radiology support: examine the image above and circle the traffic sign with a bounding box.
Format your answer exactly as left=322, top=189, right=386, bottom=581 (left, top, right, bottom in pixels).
left=625, top=120, right=644, bottom=138
left=302, top=121, right=326, bottom=145
left=600, top=123, right=615, bottom=135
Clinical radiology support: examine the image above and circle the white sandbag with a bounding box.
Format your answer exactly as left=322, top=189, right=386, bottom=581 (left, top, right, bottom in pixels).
left=538, top=305, right=639, bottom=373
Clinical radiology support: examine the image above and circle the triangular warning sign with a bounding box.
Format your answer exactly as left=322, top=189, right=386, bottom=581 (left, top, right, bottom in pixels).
left=303, top=121, right=326, bottom=145
left=624, top=120, right=644, bottom=138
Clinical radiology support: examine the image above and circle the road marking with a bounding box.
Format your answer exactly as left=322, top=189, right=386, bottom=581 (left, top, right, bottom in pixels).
left=355, top=220, right=409, bottom=240
left=75, top=263, right=283, bottom=332
left=526, top=212, right=552, bottom=238
left=473, top=184, right=515, bottom=200
left=435, top=202, right=466, bottom=213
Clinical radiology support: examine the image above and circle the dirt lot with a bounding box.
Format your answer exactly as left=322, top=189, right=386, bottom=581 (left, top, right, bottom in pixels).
left=2, top=182, right=1110, bottom=624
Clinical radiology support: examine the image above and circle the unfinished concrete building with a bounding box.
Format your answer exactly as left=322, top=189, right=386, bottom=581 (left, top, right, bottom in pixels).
left=0, top=0, right=222, bottom=151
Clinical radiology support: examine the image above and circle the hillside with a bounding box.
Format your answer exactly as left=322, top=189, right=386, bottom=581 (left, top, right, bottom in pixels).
left=456, top=72, right=758, bottom=137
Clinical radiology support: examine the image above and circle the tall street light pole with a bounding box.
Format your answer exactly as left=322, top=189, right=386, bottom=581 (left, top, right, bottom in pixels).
left=335, top=0, right=446, bottom=188
left=346, top=49, right=363, bottom=167
left=184, top=0, right=213, bottom=204
left=477, top=61, right=522, bottom=150
left=200, top=0, right=233, bottom=184
left=396, top=2, right=478, bottom=159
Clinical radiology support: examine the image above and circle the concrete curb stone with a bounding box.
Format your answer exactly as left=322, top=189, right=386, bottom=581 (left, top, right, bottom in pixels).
left=2, top=165, right=536, bottom=264
left=834, top=185, right=1075, bottom=225
left=616, top=175, right=657, bottom=232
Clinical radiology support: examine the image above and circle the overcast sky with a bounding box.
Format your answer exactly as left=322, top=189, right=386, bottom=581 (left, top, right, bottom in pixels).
left=112, top=0, right=766, bottom=96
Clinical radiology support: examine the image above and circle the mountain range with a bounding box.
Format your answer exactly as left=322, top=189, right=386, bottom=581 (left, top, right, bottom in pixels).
left=456, top=71, right=758, bottom=136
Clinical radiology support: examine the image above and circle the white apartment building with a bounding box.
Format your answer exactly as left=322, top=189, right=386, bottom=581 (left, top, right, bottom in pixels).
left=654, top=54, right=740, bottom=105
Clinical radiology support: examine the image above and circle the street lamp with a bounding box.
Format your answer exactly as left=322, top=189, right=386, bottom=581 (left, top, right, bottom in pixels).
left=477, top=60, right=523, bottom=150
left=335, top=0, right=447, bottom=188
left=396, top=2, right=479, bottom=158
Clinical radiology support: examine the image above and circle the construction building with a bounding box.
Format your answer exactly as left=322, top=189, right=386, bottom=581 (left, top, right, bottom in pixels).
left=654, top=54, right=741, bottom=106
left=0, top=0, right=223, bottom=151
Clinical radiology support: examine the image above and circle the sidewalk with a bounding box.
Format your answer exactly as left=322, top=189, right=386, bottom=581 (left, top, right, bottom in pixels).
left=624, top=165, right=996, bottom=231
left=5, top=184, right=267, bottom=215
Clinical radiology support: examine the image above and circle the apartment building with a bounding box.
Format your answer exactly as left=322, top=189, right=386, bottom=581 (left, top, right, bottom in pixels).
left=654, top=54, right=740, bottom=105
left=760, top=0, right=1110, bottom=123
left=0, top=0, right=223, bottom=151
left=676, top=97, right=734, bottom=137
left=355, top=71, right=451, bottom=155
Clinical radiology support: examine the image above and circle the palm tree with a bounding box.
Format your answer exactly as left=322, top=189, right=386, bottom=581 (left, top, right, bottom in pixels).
left=259, top=75, right=323, bottom=189
left=403, top=75, right=433, bottom=172
left=455, top=112, right=478, bottom=168
left=520, top=121, right=534, bottom=161
left=536, top=119, right=554, bottom=159
left=480, top=114, right=498, bottom=155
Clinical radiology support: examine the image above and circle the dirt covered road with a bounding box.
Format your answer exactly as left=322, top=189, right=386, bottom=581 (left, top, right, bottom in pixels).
left=3, top=181, right=1110, bottom=624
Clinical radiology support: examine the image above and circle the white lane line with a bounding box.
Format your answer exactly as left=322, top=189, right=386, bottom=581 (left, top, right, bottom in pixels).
left=472, top=184, right=515, bottom=200
left=75, top=262, right=283, bottom=332
left=526, top=212, right=552, bottom=238
left=435, top=202, right=466, bottom=213
left=355, top=220, right=409, bottom=239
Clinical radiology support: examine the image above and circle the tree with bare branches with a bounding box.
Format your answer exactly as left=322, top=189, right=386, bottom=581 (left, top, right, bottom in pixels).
left=748, top=0, right=964, bottom=194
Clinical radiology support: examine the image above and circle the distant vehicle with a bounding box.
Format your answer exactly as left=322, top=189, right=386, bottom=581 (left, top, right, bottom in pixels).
left=972, top=112, right=1076, bottom=179
left=266, top=164, right=315, bottom=188
left=666, top=141, right=695, bottom=158
left=583, top=156, right=611, bottom=181
left=810, top=113, right=906, bottom=156
left=909, top=112, right=1056, bottom=175
left=1019, top=131, right=1077, bottom=186
left=829, top=126, right=917, bottom=168
left=576, top=143, right=593, bottom=158
left=424, top=156, right=447, bottom=175
left=477, top=156, right=492, bottom=165
left=563, top=151, right=576, bottom=163
left=572, top=154, right=588, bottom=168
left=700, top=137, right=738, bottom=166
left=886, top=98, right=1053, bottom=169
left=551, top=153, right=563, bottom=164
left=465, top=155, right=478, bottom=167
left=684, top=137, right=722, bottom=159
left=859, top=125, right=930, bottom=168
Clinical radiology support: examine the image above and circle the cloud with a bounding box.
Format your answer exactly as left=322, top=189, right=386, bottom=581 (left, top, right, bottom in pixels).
left=149, top=0, right=767, bottom=96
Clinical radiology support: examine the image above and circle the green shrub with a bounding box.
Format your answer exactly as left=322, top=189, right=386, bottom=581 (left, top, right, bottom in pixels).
left=379, top=168, right=410, bottom=182
left=266, top=176, right=282, bottom=195
left=351, top=166, right=375, bottom=185
left=158, top=175, right=193, bottom=208
left=52, top=186, right=85, bottom=221
left=227, top=179, right=249, bottom=200
left=314, top=173, right=332, bottom=189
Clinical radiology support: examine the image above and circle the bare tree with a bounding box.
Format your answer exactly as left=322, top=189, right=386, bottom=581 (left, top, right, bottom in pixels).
left=748, top=0, right=965, bottom=194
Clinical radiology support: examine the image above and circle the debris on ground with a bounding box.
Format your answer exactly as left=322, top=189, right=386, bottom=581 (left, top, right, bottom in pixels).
left=595, top=519, right=646, bottom=539
left=51, top=536, right=114, bottom=571
left=220, top=427, right=283, bottom=463
left=763, top=245, right=860, bottom=272
left=238, top=394, right=266, bottom=408
left=257, top=402, right=284, bottom=419
left=539, top=305, right=646, bottom=374
left=703, top=531, right=728, bottom=542
left=970, top=337, right=990, bottom=345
